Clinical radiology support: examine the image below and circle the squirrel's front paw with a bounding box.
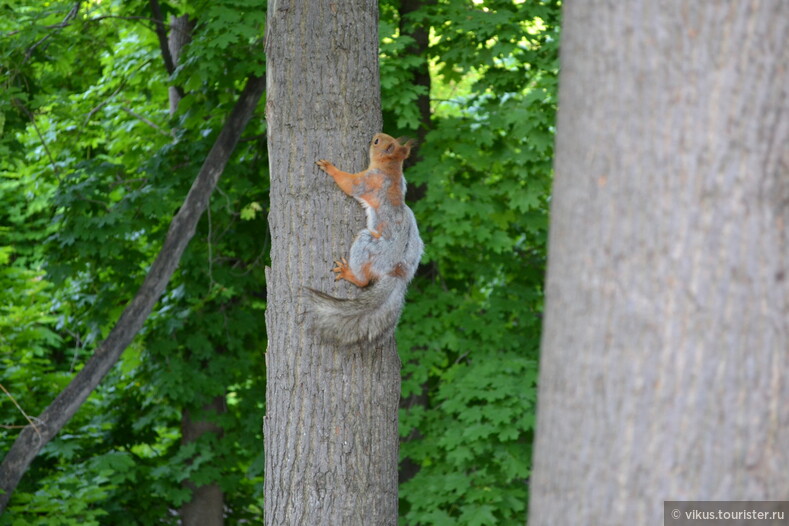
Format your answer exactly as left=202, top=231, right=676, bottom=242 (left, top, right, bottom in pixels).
left=332, top=257, right=350, bottom=280
left=315, top=160, right=334, bottom=173
left=332, top=257, right=370, bottom=287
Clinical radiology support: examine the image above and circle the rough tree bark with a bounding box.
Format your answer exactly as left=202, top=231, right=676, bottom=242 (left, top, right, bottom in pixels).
left=263, top=1, right=401, bottom=524
left=529, top=2, right=789, bottom=525
left=0, top=74, right=265, bottom=514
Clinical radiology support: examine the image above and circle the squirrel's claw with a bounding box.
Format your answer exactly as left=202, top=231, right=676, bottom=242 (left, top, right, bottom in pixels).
left=316, top=159, right=333, bottom=172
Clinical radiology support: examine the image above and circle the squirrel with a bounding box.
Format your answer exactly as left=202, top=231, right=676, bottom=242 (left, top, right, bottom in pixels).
left=304, top=133, right=424, bottom=346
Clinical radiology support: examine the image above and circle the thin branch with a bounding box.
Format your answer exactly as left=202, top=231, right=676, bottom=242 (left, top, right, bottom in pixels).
left=81, top=80, right=127, bottom=130
left=1, top=15, right=155, bottom=38
left=207, top=203, right=215, bottom=290
left=79, top=60, right=153, bottom=140
left=3, top=14, right=164, bottom=41
left=75, top=193, right=111, bottom=212
left=109, top=176, right=149, bottom=190
left=63, top=328, right=85, bottom=374
left=12, top=98, right=60, bottom=181
left=120, top=106, right=171, bottom=136
left=24, top=2, right=82, bottom=63
left=0, top=384, right=40, bottom=439
left=84, top=14, right=159, bottom=25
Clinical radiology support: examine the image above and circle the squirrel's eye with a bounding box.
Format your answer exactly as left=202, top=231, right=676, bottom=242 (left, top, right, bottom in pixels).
left=374, top=138, right=379, bottom=145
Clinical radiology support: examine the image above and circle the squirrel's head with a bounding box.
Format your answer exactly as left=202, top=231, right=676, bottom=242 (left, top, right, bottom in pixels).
left=370, top=133, right=415, bottom=163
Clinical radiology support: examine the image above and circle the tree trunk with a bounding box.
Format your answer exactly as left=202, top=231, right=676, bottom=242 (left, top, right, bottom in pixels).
left=180, top=396, right=226, bottom=526
left=264, top=1, right=400, bottom=525
left=167, top=14, right=192, bottom=116
left=396, top=0, right=432, bottom=487
left=398, top=0, right=432, bottom=177
left=529, top=2, right=789, bottom=524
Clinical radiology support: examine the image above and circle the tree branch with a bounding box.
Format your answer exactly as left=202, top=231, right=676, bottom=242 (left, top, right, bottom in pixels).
left=23, top=2, right=81, bottom=62
left=148, top=0, right=185, bottom=99
left=0, top=73, right=266, bottom=514
left=121, top=106, right=172, bottom=136
left=12, top=98, right=61, bottom=180
left=0, top=384, right=40, bottom=438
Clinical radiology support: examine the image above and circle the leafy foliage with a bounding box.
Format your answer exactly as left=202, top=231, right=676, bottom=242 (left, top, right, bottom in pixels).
left=1, top=0, right=266, bottom=523
left=381, top=1, right=560, bottom=524
left=1, top=0, right=558, bottom=524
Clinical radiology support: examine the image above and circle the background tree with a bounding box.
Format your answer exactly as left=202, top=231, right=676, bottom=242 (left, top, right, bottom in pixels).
left=381, top=2, right=559, bottom=523
left=529, top=2, right=789, bottom=524
left=263, top=1, right=401, bottom=524
left=1, top=1, right=559, bottom=523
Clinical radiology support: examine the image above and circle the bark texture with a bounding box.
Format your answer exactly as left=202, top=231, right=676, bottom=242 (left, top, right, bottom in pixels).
left=0, top=74, right=265, bottom=514
left=264, top=1, right=400, bottom=524
left=529, top=2, right=789, bottom=524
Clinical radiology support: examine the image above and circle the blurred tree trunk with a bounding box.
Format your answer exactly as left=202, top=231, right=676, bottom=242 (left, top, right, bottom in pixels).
left=264, top=1, right=400, bottom=525
left=167, top=14, right=193, bottom=115
left=398, top=0, right=432, bottom=175
left=396, top=0, right=432, bottom=486
left=180, top=396, right=226, bottom=526
left=529, top=2, right=789, bottom=524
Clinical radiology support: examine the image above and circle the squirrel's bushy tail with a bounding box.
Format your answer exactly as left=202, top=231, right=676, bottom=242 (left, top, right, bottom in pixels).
left=304, top=276, right=407, bottom=345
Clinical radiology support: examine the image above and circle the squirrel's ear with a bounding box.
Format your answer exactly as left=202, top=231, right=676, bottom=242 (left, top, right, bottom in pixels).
left=384, top=142, right=395, bottom=154
left=401, top=138, right=416, bottom=159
